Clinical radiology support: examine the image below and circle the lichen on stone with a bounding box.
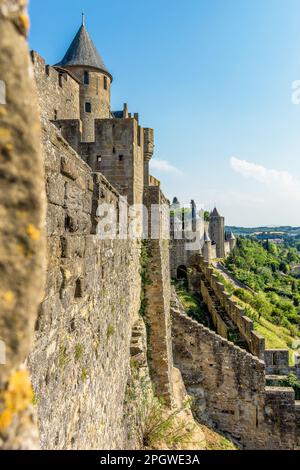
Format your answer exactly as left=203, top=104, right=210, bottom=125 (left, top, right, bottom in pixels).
left=0, top=370, right=33, bottom=432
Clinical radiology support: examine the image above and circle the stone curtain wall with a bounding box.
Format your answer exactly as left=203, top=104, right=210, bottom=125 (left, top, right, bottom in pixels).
left=264, top=350, right=300, bottom=378
left=199, top=259, right=300, bottom=379
left=296, top=403, right=300, bottom=448
left=200, top=279, right=229, bottom=338
left=143, top=186, right=174, bottom=405
left=170, top=239, right=188, bottom=279
left=28, top=120, right=143, bottom=449
left=31, top=52, right=80, bottom=122
left=14, top=43, right=176, bottom=448
left=200, top=259, right=266, bottom=360
left=0, top=0, right=46, bottom=449
left=171, top=291, right=298, bottom=449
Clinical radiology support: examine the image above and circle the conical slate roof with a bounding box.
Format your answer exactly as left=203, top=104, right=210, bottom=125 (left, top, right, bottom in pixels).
left=228, top=231, right=236, bottom=240
left=55, top=19, right=112, bottom=79
left=210, top=207, right=220, bottom=217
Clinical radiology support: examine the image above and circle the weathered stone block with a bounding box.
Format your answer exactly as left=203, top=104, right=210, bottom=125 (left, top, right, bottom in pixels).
left=47, top=236, right=62, bottom=267
left=47, top=204, right=65, bottom=236
left=61, top=235, right=85, bottom=259
left=65, top=182, right=84, bottom=211
left=61, top=155, right=79, bottom=180
left=82, top=192, right=92, bottom=214
left=44, top=268, right=63, bottom=300
left=64, top=209, right=91, bottom=234
left=47, top=173, right=65, bottom=206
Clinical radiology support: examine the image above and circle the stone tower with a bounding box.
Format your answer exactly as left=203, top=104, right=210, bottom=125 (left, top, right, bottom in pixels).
left=143, top=128, right=154, bottom=186
left=55, top=15, right=113, bottom=142
left=209, top=207, right=225, bottom=258
left=191, top=200, right=197, bottom=232
left=227, top=231, right=236, bottom=251
left=203, top=230, right=212, bottom=262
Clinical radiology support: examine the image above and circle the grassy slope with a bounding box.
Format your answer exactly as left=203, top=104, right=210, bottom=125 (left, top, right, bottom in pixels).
left=214, top=270, right=297, bottom=364
left=176, top=275, right=297, bottom=361
left=175, top=284, right=208, bottom=325
left=255, top=318, right=296, bottom=363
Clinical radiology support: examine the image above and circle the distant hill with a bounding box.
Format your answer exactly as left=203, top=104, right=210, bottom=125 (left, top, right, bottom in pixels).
left=225, top=226, right=300, bottom=239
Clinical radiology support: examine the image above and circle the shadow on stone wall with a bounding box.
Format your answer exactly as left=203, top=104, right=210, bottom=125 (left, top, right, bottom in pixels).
left=0, top=0, right=46, bottom=449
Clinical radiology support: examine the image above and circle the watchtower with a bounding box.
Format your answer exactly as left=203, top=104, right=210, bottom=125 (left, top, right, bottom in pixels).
left=55, top=15, right=112, bottom=142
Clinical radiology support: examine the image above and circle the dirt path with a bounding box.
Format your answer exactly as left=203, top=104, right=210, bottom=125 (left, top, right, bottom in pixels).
left=212, top=261, right=255, bottom=293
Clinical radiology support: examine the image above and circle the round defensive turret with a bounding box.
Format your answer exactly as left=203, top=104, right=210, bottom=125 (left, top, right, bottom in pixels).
left=55, top=15, right=112, bottom=141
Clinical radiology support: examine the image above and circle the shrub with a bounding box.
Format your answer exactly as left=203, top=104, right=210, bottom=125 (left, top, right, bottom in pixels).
left=141, top=398, right=195, bottom=449
left=283, top=374, right=300, bottom=400
left=107, top=325, right=115, bottom=338
left=75, top=343, right=84, bottom=361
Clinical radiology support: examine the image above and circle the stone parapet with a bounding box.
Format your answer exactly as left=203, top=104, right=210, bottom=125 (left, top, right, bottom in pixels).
left=199, top=258, right=265, bottom=359
left=171, top=290, right=298, bottom=449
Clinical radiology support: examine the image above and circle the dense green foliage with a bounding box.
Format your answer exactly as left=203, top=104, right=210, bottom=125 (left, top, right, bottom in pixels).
left=225, top=238, right=300, bottom=337
left=174, top=281, right=210, bottom=326
left=283, top=374, right=300, bottom=400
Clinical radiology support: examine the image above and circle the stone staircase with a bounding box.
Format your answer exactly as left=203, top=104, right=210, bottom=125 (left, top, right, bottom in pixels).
left=129, top=319, right=148, bottom=368
left=201, top=275, right=249, bottom=351
left=201, top=276, right=299, bottom=389
left=265, top=375, right=289, bottom=386
left=172, top=288, right=300, bottom=449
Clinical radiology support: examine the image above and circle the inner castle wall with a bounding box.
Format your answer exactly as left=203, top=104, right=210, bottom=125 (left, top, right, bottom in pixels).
left=1, top=13, right=299, bottom=449
left=171, top=290, right=298, bottom=449
left=28, top=119, right=145, bottom=449
left=26, top=57, right=175, bottom=449
left=31, top=52, right=80, bottom=123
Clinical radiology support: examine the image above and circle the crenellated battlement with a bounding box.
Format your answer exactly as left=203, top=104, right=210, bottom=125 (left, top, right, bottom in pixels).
left=200, top=258, right=266, bottom=359
left=31, top=51, right=80, bottom=122
left=171, top=288, right=299, bottom=449
left=1, top=7, right=298, bottom=451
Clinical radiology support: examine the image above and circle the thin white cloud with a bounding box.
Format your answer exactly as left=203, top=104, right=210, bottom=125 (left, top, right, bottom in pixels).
left=150, top=159, right=181, bottom=174
left=230, top=156, right=300, bottom=199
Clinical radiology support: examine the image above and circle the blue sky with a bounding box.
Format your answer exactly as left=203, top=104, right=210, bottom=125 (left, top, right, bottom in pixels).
left=29, top=0, right=300, bottom=226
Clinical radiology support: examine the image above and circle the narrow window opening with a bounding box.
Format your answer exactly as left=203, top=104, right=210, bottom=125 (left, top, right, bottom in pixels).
left=104, top=76, right=108, bottom=90
left=65, top=215, right=72, bottom=232
left=85, top=102, right=92, bottom=113
left=83, top=71, right=90, bottom=85
left=59, top=73, right=63, bottom=87
left=119, top=155, right=124, bottom=162
left=116, top=202, right=120, bottom=236
left=75, top=279, right=83, bottom=299
left=113, top=147, right=116, bottom=154
left=97, top=155, right=102, bottom=162
left=54, top=109, right=58, bottom=120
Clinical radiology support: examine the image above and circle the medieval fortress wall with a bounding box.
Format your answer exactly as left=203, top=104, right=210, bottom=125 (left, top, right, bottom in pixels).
left=31, top=52, right=80, bottom=122
left=28, top=118, right=144, bottom=449
left=200, top=260, right=266, bottom=359
left=171, top=290, right=299, bottom=449
left=28, top=51, right=299, bottom=449
left=0, top=5, right=299, bottom=449
left=170, top=207, right=236, bottom=279
left=26, top=48, right=174, bottom=449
